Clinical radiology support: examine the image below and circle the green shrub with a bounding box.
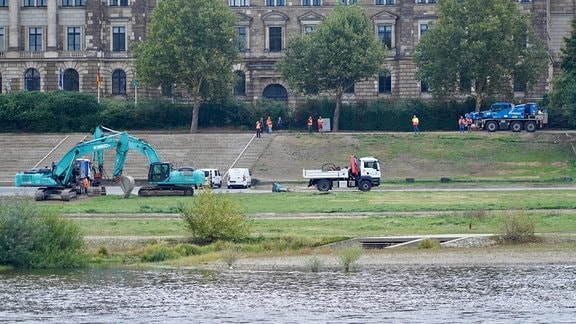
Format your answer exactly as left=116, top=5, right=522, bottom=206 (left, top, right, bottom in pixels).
left=180, top=189, right=252, bottom=243
left=335, top=244, right=363, bottom=272
left=418, top=238, right=442, bottom=249
left=0, top=197, right=86, bottom=269
left=498, top=212, right=539, bottom=243
left=304, top=255, right=323, bottom=272
left=140, top=245, right=178, bottom=262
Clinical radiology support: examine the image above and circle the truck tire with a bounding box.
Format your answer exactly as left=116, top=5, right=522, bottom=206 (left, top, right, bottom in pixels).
left=511, top=121, right=522, bottom=132
left=525, top=121, right=537, bottom=132
left=359, top=180, right=372, bottom=192
left=317, top=179, right=331, bottom=192
left=485, top=121, right=498, bottom=132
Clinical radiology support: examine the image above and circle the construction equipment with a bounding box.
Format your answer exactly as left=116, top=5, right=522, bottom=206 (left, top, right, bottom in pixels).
left=14, top=126, right=205, bottom=201
left=465, top=102, right=548, bottom=132
left=303, top=155, right=381, bottom=192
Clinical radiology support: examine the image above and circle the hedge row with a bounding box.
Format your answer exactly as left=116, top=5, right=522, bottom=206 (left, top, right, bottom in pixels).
left=0, top=91, right=563, bottom=133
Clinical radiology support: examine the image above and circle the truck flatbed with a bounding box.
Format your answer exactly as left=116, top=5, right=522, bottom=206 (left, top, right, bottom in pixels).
left=302, top=168, right=350, bottom=179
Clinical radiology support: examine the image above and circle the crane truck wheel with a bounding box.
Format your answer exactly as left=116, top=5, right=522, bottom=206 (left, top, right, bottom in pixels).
left=184, top=188, right=193, bottom=196
left=316, top=179, right=331, bottom=192
left=525, top=121, right=537, bottom=132
left=359, top=180, right=372, bottom=192
left=485, top=121, right=498, bottom=132
left=511, top=121, right=522, bottom=132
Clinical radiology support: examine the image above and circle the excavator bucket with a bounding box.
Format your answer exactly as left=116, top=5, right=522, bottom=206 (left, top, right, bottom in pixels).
left=118, top=175, right=135, bottom=198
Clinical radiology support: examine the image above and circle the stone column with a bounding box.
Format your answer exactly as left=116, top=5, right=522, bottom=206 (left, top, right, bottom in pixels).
left=46, top=0, right=58, bottom=52
left=8, top=0, right=19, bottom=52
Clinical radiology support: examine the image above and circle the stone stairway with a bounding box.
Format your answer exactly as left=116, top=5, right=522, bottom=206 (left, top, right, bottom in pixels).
left=0, top=132, right=272, bottom=185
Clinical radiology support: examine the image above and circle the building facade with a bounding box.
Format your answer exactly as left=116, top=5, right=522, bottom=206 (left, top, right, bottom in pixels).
left=0, top=0, right=574, bottom=105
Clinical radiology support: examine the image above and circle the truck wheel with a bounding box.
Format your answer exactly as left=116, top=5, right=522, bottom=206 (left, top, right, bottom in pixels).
left=525, top=121, right=537, bottom=132
left=359, top=180, right=372, bottom=192
left=184, top=188, right=193, bottom=196
left=485, top=121, right=498, bottom=132
left=511, top=121, right=522, bottom=132
left=317, top=179, right=331, bottom=192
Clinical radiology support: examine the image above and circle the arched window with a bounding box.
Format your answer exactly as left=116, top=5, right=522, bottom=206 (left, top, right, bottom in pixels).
left=112, top=69, right=126, bottom=95
left=234, top=70, right=246, bottom=96
left=64, top=69, right=79, bottom=91
left=262, top=84, right=288, bottom=102
left=25, top=68, right=41, bottom=91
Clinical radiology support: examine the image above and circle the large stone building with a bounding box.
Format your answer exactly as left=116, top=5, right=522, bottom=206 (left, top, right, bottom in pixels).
left=0, top=0, right=574, bottom=105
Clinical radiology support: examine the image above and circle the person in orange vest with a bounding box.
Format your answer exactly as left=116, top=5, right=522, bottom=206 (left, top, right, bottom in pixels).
left=82, top=176, right=89, bottom=195
left=307, top=116, right=313, bottom=133
left=317, top=116, right=324, bottom=133
left=255, top=120, right=261, bottom=138
left=266, top=116, right=273, bottom=134
left=465, top=116, right=474, bottom=132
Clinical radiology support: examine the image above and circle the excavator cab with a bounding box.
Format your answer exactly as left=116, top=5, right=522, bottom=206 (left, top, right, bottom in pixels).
left=148, top=162, right=171, bottom=183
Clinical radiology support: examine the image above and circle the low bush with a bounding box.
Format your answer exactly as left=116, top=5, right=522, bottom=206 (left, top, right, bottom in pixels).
left=498, top=212, right=539, bottom=244
left=418, top=238, right=442, bottom=249
left=335, top=244, right=363, bottom=272
left=0, top=197, right=86, bottom=269
left=179, top=189, right=252, bottom=243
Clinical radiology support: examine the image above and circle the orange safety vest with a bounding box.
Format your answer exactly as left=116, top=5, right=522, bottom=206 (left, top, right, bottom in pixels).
left=307, top=117, right=313, bottom=126
left=256, top=121, right=261, bottom=129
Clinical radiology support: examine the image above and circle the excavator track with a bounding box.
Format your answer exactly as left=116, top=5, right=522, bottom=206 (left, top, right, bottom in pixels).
left=138, top=185, right=195, bottom=197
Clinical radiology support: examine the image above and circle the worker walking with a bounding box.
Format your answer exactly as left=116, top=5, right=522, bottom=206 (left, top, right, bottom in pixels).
left=255, top=120, right=261, bottom=138
left=266, top=116, right=273, bottom=134
left=411, top=115, right=420, bottom=134
left=307, top=116, right=313, bottom=133
left=458, top=116, right=466, bottom=133
left=317, top=116, right=324, bottom=133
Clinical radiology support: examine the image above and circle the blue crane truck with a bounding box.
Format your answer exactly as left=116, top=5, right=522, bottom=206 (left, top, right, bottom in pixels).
left=465, top=102, right=548, bottom=132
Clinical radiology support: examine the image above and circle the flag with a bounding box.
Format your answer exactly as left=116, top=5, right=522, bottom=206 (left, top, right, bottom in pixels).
left=58, top=65, right=63, bottom=90
left=96, top=66, right=101, bottom=89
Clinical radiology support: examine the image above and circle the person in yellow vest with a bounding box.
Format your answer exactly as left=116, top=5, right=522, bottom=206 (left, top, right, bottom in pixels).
left=317, top=116, right=324, bottom=133
left=307, top=116, right=313, bottom=133
left=255, top=120, right=261, bottom=138
left=412, top=115, right=420, bottom=134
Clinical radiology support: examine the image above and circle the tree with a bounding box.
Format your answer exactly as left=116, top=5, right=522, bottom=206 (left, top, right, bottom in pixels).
left=412, top=0, right=549, bottom=112
left=549, top=18, right=576, bottom=128
left=133, top=0, right=239, bottom=133
left=276, top=4, right=388, bottom=132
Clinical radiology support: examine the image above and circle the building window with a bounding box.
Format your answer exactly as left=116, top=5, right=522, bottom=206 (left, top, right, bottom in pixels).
left=416, top=0, right=436, bottom=3
left=0, top=0, right=7, bottom=7
left=29, top=27, right=43, bottom=51
left=237, top=27, right=247, bottom=52
left=229, top=0, right=249, bottom=6
left=302, top=0, right=321, bottom=5
left=342, top=0, right=358, bottom=4
left=25, top=68, right=41, bottom=91
left=379, top=72, right=392, bottom=93
left=269, top=27, right=282, bottom=52
left=303, top=25, right=317, bottom=35
left=112, top=69, right=127, bottom=95
left=0, top=27, right=4, bottom=52
left=234, top=70, right=246, bottom=96
left=62, top=0, right=73, bottom=6
left=378, top=25, right=392, bottom=49
left=110, top=0, right=128, bottom=6
left=24, top=0, right=34, bottom=7
left=514, top=77, right=527, bottom=92
left=266, top=0, right=284, bottom=5
left=419, top=23, right=428, bottom=39
left=345, top=84, right=355, bottom=94
left=112, top=26, right=126, bottom=52
left=421, top=80, right=430, bottom=93
left=37, top=0, right=46, bottom=6
left=67, top=27, right=81, bottom=51
left=64, top=69, right=79, bottom=91
left=75, top=0, right=85, bottom=5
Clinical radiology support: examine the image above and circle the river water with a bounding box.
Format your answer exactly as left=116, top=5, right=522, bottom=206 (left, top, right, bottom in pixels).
left=1, top=264, right=575, bottom=323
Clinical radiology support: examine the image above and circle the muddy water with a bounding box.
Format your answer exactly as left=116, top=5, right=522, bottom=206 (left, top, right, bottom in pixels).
left=1, top=264, right=575, bottom=323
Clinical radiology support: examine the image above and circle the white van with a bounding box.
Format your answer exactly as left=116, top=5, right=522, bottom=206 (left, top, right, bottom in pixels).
left=200, top=168, right=222, bottom=188
left=226, top=168, right=251, bottom=189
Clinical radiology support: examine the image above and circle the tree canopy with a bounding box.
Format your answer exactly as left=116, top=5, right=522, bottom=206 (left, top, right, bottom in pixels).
left=412, top=0, right=549, bottom=111
left=276, top=4, right=388, bottom=132
left=133, top=0, right=239, bottom=133
left=548, top=18, right=576, bottom=128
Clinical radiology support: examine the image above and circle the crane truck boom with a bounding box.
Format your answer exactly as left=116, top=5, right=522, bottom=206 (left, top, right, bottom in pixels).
left=303, top=155, right=381, bottom=192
